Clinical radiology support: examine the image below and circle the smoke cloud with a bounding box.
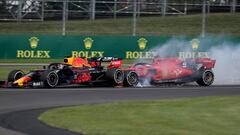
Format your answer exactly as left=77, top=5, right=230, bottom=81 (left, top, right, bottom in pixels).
left=209, top=42, right=240, bottom=85
left=136, top=36, right=240, bottom=85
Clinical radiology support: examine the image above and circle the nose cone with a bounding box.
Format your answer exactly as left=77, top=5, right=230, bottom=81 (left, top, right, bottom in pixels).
left=64, top=58, right=68, bottom=63
left=13, top=76, right=31, bottom=87
left=64, top=57, right=74, bottom=65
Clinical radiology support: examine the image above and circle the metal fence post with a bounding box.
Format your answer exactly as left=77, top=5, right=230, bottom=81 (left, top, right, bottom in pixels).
left=66, top=0, right=69, bottom=21
left=62, top=0, right=67, bottom=36
left=231, top=0, right=236, bottom=14
left=17, top=0, right=23, bottom=22
left=132, top=0, right=137, bottom=36
left=201, top=0, right=206, bottom=38
left=161, top=0, right=167, bottom=16
left=137, top=0, right=141, bottom=18
left=41, top=0, right=45, bottom=21
left=90, top=0, right=96, bottom=20
left=114, top=0, right=117, bottom=19
left=207, top=1, right=210, bottom=15
left=184, top=0, right=187, bottom=15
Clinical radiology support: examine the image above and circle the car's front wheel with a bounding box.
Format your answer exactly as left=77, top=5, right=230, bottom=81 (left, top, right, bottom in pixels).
left=8, top=70, right=24, bottom=82
left=123, top=71, right=138, bottom=87
left=40, top=71, right=59, bottom=88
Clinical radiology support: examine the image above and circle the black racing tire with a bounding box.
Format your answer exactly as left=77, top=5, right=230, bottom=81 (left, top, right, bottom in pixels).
left=196, top=70, right=214, bottom=86
left=105, top=68, right=124, bottom=85
left=8, top=70, right=24, bottom=82
left=123, top=71, right=139, bottom=87
left=40, top=70, right=59, bottom=88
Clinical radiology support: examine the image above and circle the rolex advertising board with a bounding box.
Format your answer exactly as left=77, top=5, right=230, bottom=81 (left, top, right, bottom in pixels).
left=0, top=35, right=239, bottom=59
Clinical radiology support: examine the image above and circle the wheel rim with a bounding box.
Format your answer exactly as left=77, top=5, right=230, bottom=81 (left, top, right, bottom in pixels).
left=203, top=71, right=214, bottom=85
left=127, top=72, right=138, bottom=86
left=47, top=72, right=58, bottom=86
left=114, top=70, right=123, bottom=83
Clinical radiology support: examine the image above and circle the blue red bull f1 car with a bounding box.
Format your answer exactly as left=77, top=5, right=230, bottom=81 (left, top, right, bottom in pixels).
left=3, top=57, right=139, bottom=88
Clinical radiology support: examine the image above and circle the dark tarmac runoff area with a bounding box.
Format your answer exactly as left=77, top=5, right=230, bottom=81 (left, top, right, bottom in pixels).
left=0, top=86, right=240, bottom=135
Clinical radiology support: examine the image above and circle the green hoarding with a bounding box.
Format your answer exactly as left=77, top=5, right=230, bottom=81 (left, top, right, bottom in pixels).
left=0, top=35, right=239, bottom=59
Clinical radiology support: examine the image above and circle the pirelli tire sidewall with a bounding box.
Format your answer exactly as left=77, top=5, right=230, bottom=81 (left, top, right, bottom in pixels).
left=40, top=70, right=59, bottom=88
left=196, top=69, right=214, bottom=86
left=123, top=71, right=139, bottom=87
left=105, top=68, right=124, bottom=85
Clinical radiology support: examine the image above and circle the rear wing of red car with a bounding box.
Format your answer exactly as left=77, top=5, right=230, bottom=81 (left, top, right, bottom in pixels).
left=151, top=57, right=216, bottom=69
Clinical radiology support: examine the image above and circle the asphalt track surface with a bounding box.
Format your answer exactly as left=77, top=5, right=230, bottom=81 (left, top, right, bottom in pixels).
left=0, top=86, right=240, bottom=135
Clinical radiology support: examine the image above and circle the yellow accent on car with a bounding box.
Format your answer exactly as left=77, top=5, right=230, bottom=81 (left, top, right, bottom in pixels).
left=13, top=78, right=24, bottom=86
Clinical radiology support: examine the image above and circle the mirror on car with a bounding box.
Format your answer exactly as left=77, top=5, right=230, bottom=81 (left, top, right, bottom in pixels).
left=43, top=66, right=46, bottom=69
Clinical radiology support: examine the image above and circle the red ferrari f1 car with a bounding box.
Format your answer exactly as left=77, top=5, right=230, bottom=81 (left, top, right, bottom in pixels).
left=131, top=57, right=216, bottom=86
left=5, top=57, right=139, bottom=88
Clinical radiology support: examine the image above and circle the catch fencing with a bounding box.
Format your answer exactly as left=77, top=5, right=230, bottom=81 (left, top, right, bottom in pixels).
left=1, top=0, right=239, bottom=21
left=0, top=0, right=240, bottom=36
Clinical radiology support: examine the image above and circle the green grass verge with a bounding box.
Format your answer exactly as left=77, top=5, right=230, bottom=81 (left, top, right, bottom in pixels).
left=39, top=96, right=240, bottom=135
left=0, top=66, right=42, bottom=80
left=0, top=59, right=63, bottom=63
left=0, top=59, right=62, bottom=80
left=0, top=13, right=240, bottom=35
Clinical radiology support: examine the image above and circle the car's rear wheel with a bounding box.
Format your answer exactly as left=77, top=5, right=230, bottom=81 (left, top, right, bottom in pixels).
left=8, top=70, right=24, bottom=82
left=105, top=68, right=124, bottom=86
left=123, top=71, right=138, bottom=87
left=196, top=70, right=214, bottom=86
left=40, top=71, right=59, bottom=88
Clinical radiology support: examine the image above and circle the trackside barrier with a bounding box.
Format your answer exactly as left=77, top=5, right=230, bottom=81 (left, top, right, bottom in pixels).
left=0, top=35, right=240, bottom=60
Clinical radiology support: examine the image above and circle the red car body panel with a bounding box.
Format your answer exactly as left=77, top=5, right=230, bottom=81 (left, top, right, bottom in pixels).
left=132, top=57, right=216, bottom=83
